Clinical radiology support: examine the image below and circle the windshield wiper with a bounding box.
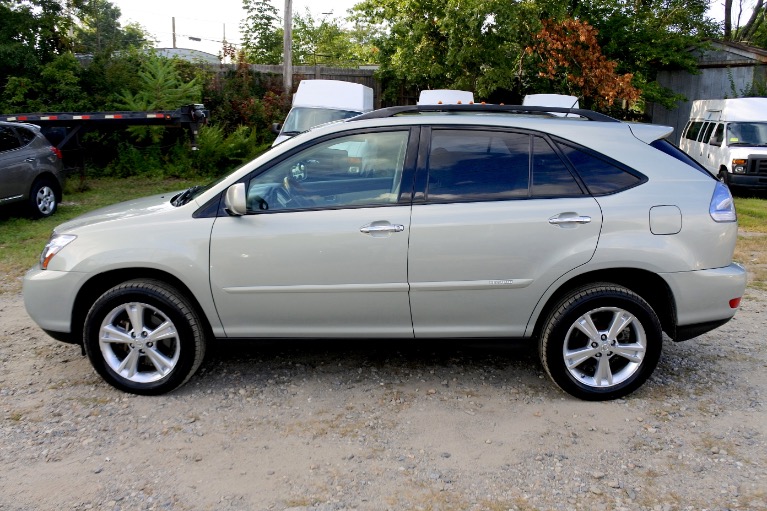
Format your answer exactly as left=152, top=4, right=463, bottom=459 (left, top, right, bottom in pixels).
left=172, top=186, right=202, bottom=207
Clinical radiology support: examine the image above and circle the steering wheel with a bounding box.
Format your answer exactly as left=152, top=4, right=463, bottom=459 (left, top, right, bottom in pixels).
left=282, top=176, right=315, bottom=208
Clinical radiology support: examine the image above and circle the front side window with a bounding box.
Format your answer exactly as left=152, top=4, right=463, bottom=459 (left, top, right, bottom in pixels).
left=247, top=130, right=409, bottom=212
left=426, top=130, right=530, bottom=201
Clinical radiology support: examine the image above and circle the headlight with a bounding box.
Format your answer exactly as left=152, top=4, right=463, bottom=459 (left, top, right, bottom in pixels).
left=40, top=234, right=77, bottom=269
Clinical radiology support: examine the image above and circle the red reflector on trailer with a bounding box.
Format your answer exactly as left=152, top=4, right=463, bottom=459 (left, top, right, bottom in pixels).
left=729, top=298, right=742, bottom=309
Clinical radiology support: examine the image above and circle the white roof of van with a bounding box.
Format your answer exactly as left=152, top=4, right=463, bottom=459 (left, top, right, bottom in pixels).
left=417, top=90, right=474, bottom=105
left=292, top=80, right=374, bottom=111
left=690, top=98, right=767, bottom=122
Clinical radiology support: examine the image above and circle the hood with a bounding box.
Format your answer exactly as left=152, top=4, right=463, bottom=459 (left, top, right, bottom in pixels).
left=54, top=192, right=180, bottom=232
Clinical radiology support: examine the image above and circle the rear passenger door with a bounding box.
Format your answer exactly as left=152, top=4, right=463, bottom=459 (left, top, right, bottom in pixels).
left=407, top=128, right=603, bottom=338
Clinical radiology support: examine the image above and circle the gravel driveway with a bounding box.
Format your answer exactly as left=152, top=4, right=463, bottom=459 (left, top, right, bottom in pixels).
left=1, top=288, right=765, bottom=511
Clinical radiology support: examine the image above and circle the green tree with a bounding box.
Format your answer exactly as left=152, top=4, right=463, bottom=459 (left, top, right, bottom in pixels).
left=117, top=55, right=202, bottom=142
left=71, top=0, right=149, bottom=55
left=0, top=0, right=70, bottom=107
left=241, top=0, right=283, bottom=64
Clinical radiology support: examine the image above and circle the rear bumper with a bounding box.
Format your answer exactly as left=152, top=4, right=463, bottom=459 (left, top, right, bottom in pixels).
left=660, top=263, right=747, bottom=341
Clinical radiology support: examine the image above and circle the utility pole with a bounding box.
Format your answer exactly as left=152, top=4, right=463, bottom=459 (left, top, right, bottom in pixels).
left=172, top=17, right=177, bottom=48
left=283, top=0, right=292, bottom=93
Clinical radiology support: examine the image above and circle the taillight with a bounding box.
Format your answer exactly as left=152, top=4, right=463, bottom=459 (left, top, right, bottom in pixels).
left=709, top=182, right=737, bottom=223
left=729, top=298, right=742, bottom=309
left=50, top=146, right=63, bottom=160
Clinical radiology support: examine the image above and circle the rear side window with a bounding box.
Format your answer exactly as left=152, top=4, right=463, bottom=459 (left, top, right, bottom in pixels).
left=531, top=137, right=583, bottom=197
left=0, top=126, right=21, bottom=152
left=650, top=139, right=710, bottom=176
left=426, top=130, right=530, bottom=201
left=685, top=121, right=703, bottom=141
left=710, top=123, right=724, bottom=146
left=700, top=122, right=716, bottom=143
left=558, top=143, right=643, bottom=195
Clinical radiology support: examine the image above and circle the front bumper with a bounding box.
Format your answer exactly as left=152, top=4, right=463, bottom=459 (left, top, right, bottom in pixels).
left=23, top=267, right=90, bottom=340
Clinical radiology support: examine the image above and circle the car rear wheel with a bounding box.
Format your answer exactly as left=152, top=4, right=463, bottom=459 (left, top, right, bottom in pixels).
left=29, top=178, right=58, bottom=217
left=83, top=280, right=206, bottom=395
left=539, top=283, right=662, bottom=401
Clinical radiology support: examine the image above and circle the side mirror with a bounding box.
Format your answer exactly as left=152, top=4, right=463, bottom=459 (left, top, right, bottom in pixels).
left=224, top=183, right=247, bottom=216
left=271, top=122, right=282, bottom=135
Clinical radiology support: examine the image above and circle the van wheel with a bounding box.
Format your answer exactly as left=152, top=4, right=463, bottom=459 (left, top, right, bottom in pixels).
left=718, top=169, right=729, bottom=185
left=539, top=284, right=662, bottom=401
left=83, top=280, right=206, bottom=395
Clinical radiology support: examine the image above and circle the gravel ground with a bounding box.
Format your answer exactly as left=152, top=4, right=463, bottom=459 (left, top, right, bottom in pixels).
left=0, top=288, right=765, bottom=511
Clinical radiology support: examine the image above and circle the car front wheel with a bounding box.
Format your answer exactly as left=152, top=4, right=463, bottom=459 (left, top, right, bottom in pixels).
left=83, top=280, right=206, bottom=395
left=539, top=284, right=662, bottom=401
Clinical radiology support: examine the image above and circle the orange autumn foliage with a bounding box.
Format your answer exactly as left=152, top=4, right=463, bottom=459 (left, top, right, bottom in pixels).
left=526, top=18, right=641, bottom=109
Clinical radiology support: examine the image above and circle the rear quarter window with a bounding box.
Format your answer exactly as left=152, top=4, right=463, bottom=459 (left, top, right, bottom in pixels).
left=557, top=143, right=644, bottom=195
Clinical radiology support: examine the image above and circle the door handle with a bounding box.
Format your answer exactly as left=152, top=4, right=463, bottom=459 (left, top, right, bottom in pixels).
left=548, top=215, right=591, bottom=225
left=360, top=223, right=405, bottom=234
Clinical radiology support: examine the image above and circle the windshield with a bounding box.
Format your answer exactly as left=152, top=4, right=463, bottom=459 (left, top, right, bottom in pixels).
left=726, top=122, right=767, bottom=146
left=281, top=107, right=361, bottom=134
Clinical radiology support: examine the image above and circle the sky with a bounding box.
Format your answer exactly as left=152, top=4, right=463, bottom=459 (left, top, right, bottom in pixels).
left=110, top=0, right=361, bottom=57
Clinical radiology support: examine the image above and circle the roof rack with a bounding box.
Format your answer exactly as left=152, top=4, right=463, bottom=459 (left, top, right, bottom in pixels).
left=352, top=104, right=619, bottom=123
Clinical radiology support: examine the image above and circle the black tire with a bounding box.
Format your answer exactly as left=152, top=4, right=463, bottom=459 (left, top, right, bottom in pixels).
left=83, top=280, right=206, bottom=395
left=718, top=169, right=729, bottom=186
left=539, top=283, right=662, bottom=401
left=28, top=178, right=58, bottom=218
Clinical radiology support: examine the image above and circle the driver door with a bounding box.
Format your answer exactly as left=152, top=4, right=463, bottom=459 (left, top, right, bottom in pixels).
left=209, top=129, right=416, bottom=338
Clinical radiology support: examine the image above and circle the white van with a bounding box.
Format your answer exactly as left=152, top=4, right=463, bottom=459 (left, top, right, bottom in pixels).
left=272, top=80, right=374, bottom=146
left=679, top=98, right=767, bottom=187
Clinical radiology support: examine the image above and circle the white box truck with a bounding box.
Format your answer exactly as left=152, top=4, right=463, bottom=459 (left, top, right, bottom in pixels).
left=272, top=80, right=374, bottom=146
left=679, top=98, right=767, bottom=188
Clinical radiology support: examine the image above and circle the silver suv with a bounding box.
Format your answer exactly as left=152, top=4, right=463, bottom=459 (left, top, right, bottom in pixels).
left=23, top=105, right=747, bottom=400
left=0, top=121, right=64, bottom=217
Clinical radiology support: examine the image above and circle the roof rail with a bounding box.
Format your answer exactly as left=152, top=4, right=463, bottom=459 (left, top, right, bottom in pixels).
left=352, top=104, right=620, bottom=123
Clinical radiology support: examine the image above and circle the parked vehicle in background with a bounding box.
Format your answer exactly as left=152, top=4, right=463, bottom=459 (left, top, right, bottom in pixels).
left=679, top=98, right=767, bottom=188
left=272, top=80, right=374, bottom=146
left=24, top=104, right=746, bottom=400
left=417, top=90, right=475, bottom=105
left=0, top=120, right=64, bottom=218
left=523, top=94, right=580, bottom=116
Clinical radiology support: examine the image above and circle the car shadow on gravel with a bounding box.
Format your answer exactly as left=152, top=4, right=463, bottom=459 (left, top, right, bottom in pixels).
left=191, top=337, right=544, bottom=391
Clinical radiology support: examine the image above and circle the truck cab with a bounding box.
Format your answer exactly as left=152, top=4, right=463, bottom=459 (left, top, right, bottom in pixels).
left=680, top=98, right=767, bottom=188
left=272, top=80, right=374, bottom=146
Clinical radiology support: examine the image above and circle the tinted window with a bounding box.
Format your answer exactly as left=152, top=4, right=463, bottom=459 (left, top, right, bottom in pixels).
left=559, top=144, right=642, bottom=194
left=426, top=130, right=529, bottom=201
left=531, top=136, right=583, bottom=197
left=16, top=127, right=35, bottom=146
left=700, top=122, right=716, bottom=143
left=710, top=123, right=724, bottom=146
left=650, top=139, right=710, bottom=176
left=685, top=121, right=703, bottom=141
left=0, top=126, right=21, bottom=152
left=247, top=130, right=409, bottom=212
